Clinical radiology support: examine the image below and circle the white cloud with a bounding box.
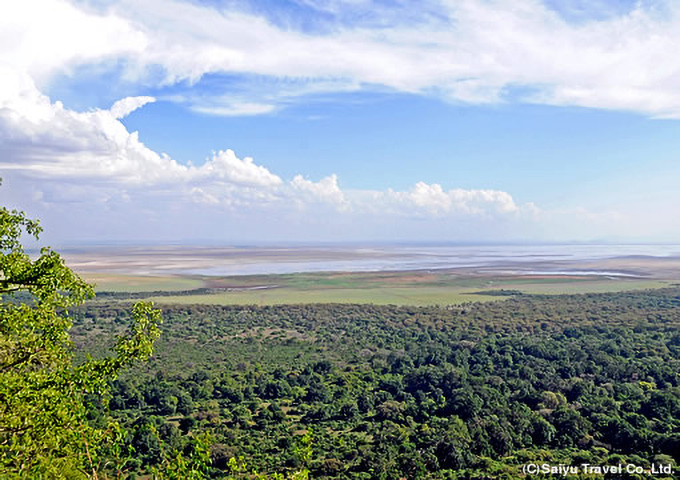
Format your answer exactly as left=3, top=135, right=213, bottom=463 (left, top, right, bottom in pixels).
left=191, top=102, right=277, bottom=117
left=198, top=150, right=282, bottom=187
left=0, top=67, right=525, bottom=220
left=0, top=0, right=528, bottom=222
left=109, top=0, right=680, bottom=117
left=291, top=174, right=347, bottom=208
left=0, top=72, right=187, bottom=183
left=110, top=96, right=156, bottom=119
left=183, top=79, right=359, bottom=117
left=404, top=182, right=453, bottom=214
left=0, top=0, right=144, bottom=83
left=369, top=182, right=521, bottom=217
left=188, top=186, right=220, bottom=205
left=0, top=70, right=282, bottom=188
left=5, top=0, right=680, bottom=116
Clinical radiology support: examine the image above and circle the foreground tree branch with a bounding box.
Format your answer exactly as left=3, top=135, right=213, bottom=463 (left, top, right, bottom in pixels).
left=0, top=195, right=163, bottom=478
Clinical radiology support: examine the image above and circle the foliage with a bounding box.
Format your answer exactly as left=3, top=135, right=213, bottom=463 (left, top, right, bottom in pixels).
left=72, top=289, right=680, bottom=478
left=0, top=204, right=163, bottom=478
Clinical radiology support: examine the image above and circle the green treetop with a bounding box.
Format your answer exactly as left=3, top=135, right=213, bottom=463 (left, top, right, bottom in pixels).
left=0, top=201, right=162, bottom=478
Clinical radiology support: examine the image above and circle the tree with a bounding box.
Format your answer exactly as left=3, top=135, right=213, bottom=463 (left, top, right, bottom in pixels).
left=0, top=200, right=162, bottom=478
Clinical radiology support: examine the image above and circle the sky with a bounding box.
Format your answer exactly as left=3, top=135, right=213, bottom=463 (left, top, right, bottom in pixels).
left=1, top=0, right=679, bottom=244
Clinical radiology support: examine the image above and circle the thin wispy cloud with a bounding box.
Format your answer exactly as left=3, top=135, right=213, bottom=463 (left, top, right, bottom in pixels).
left=5, top=0, right=680, bottom=115
left=191, top=102, right=278, bottom=117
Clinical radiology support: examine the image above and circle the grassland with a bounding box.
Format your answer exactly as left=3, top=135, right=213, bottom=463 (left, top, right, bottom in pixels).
left=85, top=270, right=675, bottom=306
left=146, top=285, right=498, bottom=306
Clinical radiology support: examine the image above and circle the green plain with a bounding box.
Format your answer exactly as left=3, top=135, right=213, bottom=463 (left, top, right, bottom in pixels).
left=144, top=275, right=674, bottom=306
left=82, top=269, right=676, bottom=306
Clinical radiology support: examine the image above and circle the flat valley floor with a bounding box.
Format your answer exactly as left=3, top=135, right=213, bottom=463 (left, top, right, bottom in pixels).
left=57, top=245, right=680, bottom=305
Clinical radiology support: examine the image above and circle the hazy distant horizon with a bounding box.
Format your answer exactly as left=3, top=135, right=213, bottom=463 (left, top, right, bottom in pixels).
left=54, top=243, right=680, bottom=278
left=43, top=240, right=680, bottom=250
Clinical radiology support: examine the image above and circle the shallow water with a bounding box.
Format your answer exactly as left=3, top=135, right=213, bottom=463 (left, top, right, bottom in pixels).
left=180, top=244, right=680, bottom=276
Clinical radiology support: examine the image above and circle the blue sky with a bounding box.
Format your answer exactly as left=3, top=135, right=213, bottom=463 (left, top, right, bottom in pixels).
left=1, top=0, right=679, bottom=244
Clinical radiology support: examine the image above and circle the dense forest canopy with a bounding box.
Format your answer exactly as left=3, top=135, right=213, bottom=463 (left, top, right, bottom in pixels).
left=71, top=290, right=680, bottom=479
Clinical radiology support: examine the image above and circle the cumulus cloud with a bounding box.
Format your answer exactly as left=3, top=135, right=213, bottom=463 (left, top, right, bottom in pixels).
left=0, top=71, right=186, bottom=183
left=0, top=56, right=524, bottom=221
left=0, top=59, right=539, bottom=229
left=291, top=174, right=347, bottom=207
left=0, top=67, right=525, bottom=221
left=363, top=182, right=520, bottom=217
left=404, top=182, right=453, bottom=214
left=0, top=71, right=281, bottom=188
left=198, top=150, right=282, bottom=187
